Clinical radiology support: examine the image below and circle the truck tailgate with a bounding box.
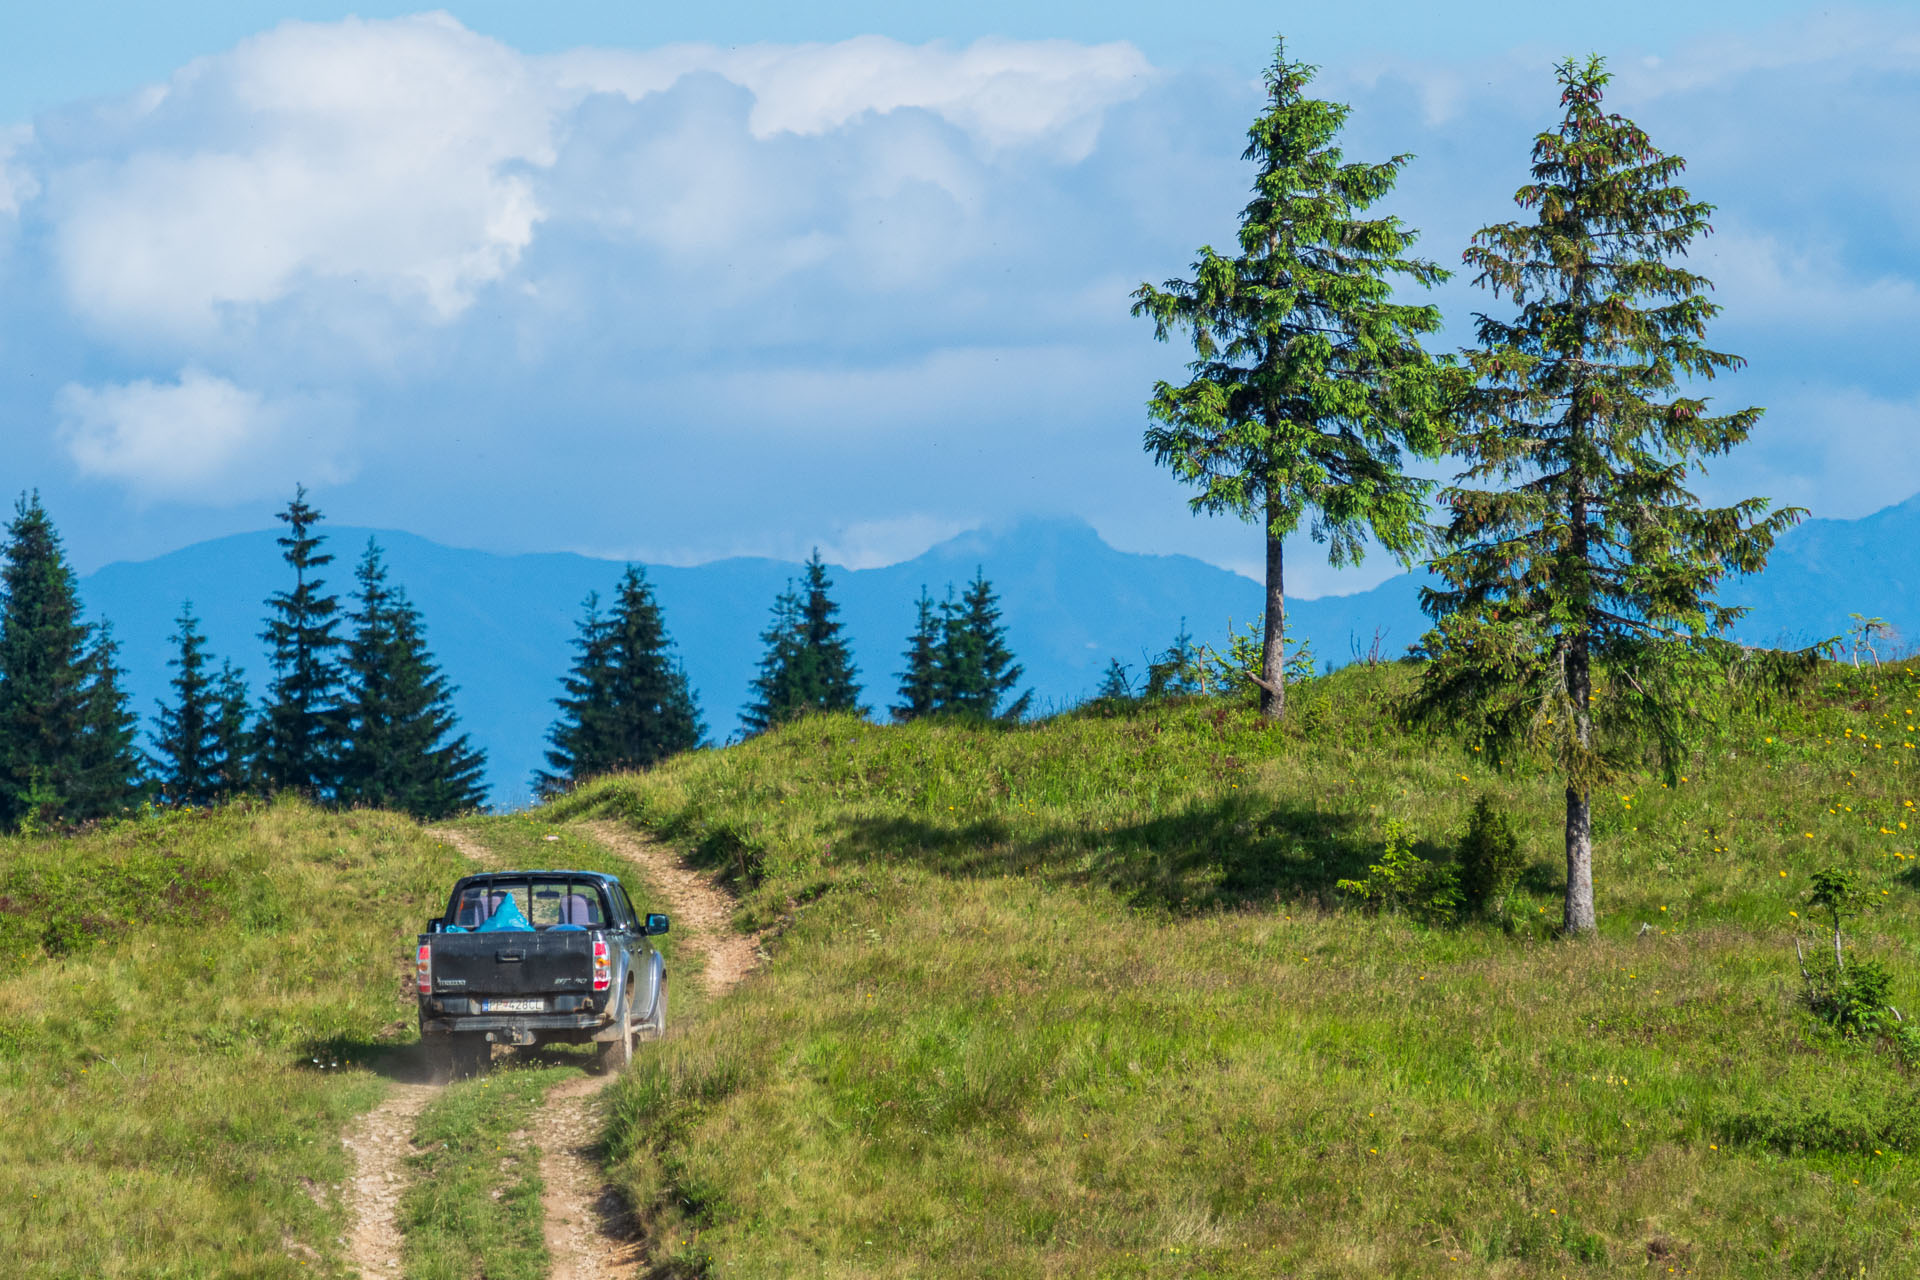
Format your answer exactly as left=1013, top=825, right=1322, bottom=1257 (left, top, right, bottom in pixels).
left=428, top=931, right=595, bottom=997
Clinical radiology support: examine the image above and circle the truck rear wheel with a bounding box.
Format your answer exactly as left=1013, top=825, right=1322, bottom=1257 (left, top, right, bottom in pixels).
left=597, top=982, right=636, bottom=1072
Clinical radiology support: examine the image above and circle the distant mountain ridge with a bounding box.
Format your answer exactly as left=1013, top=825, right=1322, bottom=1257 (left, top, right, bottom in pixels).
left=78, top=495, right=1920, bottom=807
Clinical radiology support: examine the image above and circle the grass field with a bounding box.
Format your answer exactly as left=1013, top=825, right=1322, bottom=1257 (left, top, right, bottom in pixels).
left=0, top=800, right=470, bottom=1279
left=550, top=659, right=1920, bottom=1277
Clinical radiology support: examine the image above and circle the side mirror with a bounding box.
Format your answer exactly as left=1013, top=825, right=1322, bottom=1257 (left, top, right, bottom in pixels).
left=645, top=913, right=670, bottom=936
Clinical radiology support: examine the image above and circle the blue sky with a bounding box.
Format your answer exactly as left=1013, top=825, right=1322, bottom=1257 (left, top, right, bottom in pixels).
left=1, top=2, right=1915, bottom=596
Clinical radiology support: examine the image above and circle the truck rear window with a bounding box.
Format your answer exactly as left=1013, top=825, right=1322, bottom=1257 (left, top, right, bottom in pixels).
left=449, top=880, right=609, bottom=930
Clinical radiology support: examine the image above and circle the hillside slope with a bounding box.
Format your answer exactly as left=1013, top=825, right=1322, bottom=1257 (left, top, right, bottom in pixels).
left=552, top=663, right=1920, bottom=1277
left=0, top=802, right=470, bottom=1278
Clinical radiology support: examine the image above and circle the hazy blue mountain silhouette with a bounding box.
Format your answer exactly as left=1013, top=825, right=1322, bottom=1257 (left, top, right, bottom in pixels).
left=78, top=497, right=1918, bottom=807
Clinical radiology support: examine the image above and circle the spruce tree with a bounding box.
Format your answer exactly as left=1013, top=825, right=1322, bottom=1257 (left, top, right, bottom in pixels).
left=892, top=588, right=943, bottom=722
left=256, top=486, right=344, bottom=798
left=72, top=621, right=142, bottom=819
left=1132, top=38, right=1452, bottom=722
left=338, top=541, right=488, bottom=819
left=1414, top=57, right=1801, bottom=935
left=539, top=568, right=702, bottom=794
left=151, top=603, right=222, bottom=806
left=540, top=593, right=617, bottom=795
left=939, top=572, right=1031, bottom=722
left=1095, top=659, right=1134, bottom=701
left=0, top=494, right=98, bottom=828
left=744, top=551, right=863, bottom=732
left=208, top=660, right=253, bottom=800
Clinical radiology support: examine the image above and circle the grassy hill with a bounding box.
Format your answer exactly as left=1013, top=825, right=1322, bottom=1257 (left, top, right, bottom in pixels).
left=551, top=659, right=1920, bottom=1277
left=0, top=801, right=470, bottom=1278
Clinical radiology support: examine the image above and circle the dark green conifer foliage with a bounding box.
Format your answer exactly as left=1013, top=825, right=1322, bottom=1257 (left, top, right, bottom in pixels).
left=743, top=551, right=863, bottom=733
left=1094, top=659, right=1135, bottom=702
left=1132, top=38, right=1452, bottom=722
left=0, top=494, right=140, bottom=827
left=540, top=568, right=702, bottom=794
left=208, top=660, right=253, bottom=800
left=73, top=622, right=142, bottom=819
left=1414, top=57, right=1801, bottom=935
left=540, top=593, right=617, bottom=795
left=938, top=572, right=1031, bottom=722
left=256, top=487, right=344, bottom=798
left=0, top=493, right=88, bottom=828
left=338, top=541, right=488, bottom=819
left=151, top=604, right=224, bottom=806
left=892, top=589, right=943, bottom=723
left=1143, top=620, right=1205, bottom=700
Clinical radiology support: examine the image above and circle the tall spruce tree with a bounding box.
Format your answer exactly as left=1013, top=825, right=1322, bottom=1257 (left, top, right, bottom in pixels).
left=939, top=572, right=1031, bottom=722
left=208, top=661, right=253, bottom=799
left=338, top=541, right=488, bottom=819
left=892, top=588, right=943, bottom=722
left=539, top=568, right=701, bottom=794
left=541, top=593, right=617, bottom=795
left=1132, top=39, right=1452, bottom=722
left=744, top=551, right=863, bottom=732
left=0, top=493, right=89, bottom=828
left=256, top=487, right=345, bottom=798
left=151, top=604, right=223, bottom=806
left=1414, top=57, right=1801, bottom=935
left=73, top=621, right=142, bottom=819
left=0, top=493, right=140, bottom=827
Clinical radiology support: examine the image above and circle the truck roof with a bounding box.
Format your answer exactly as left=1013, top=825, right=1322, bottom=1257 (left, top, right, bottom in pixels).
left=451, top=869, right=626, bottom=885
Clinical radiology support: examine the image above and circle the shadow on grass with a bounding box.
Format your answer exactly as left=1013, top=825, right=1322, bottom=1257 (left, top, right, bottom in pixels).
left=832, top=795, right=1431, bottom=914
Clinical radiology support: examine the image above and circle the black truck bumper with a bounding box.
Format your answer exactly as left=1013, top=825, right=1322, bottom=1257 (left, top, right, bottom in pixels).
left=418, top=1010, right=619, bottom=1044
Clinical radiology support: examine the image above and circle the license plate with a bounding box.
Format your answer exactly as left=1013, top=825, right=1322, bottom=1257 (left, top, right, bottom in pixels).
left=482, top=998, right=545, bottom=1013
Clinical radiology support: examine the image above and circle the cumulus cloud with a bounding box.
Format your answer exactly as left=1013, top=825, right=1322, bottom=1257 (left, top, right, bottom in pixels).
left=56, top=369, right=350, bottom=502
left=548, top=36, right=1154, bottom=156
left=45, top=14, right=560, bottom=339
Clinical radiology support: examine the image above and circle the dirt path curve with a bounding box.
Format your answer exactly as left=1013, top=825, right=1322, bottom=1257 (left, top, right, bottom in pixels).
left=340, top=1082, right=435, bottom=1279
left=427, top=824, right=500, bottom=869
left=526, top=820, right=762, bottom=1280
left=577, top=819, right=760, bottom=997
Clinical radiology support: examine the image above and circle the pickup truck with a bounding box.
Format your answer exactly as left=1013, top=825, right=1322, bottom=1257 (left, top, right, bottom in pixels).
left=416, top=869, right=669, bottom=1078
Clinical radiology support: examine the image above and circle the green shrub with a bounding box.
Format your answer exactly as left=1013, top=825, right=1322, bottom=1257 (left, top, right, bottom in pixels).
left=1336, top=819, right=1459, bottom=923
left=1457, top=792, right=1525, bottom=914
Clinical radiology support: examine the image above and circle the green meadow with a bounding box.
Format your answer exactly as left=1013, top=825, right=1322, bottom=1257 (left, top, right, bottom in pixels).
left=551, top=659, right=1920, bottom=1277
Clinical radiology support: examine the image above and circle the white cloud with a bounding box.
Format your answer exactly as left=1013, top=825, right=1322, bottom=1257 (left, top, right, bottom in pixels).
left=47, top=14, right=560, bottom=338
left=56, top=368, right=349, bottom=501
left=1703, top=223, right=1920, bottom=334
left=34, top=20, right=1155, bottom=348
left=547, top=35, right=1154, bottom=157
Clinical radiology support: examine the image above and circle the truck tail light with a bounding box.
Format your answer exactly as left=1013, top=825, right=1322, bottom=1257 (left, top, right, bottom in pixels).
left=592, top=939, right=611, bottom=991
left=417, top=943, right=432, bottom=994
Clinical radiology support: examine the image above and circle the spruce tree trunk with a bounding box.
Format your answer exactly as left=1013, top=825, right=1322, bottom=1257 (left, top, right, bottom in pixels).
left=1563, top=632, right=1597, bottom=934
left=1260, top=496, right=1287, bottom=722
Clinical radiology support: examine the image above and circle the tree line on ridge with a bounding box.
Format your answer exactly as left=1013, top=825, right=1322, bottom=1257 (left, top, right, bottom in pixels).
left=0, top=491, right=1032, bottom=824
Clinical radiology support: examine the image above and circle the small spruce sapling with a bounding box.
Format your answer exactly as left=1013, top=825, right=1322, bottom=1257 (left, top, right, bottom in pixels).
left=1458, top=793, right=1526, bottom=915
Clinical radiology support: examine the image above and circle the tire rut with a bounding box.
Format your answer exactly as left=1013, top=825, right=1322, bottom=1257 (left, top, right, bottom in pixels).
left=340, top=1082, right=435, bottom=1279
left=518, top=819, right=759, bottom=1279
left=577, top=819, right=760, bottom=997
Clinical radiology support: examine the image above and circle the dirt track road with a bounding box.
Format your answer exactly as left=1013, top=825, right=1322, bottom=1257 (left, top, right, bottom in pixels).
left=338, top=820, right=755, bottom=1279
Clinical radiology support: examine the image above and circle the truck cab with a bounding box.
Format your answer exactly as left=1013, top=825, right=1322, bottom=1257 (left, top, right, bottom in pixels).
left=416, top=869, right=668, bottom=1077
